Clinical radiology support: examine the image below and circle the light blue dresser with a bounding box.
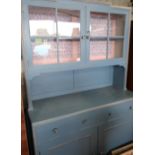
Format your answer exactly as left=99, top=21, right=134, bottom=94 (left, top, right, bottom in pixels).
left=22, top=0, right=132, bottom=155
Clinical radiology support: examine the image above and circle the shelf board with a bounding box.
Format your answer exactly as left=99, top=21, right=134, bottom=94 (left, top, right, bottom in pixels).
left=59, top=36, right=80, bottom=41
left=109, top=36, right=124, bottom=40
left=90, top=36, right=124, bottom=41
left=30, top=36, right=124, bottom=42
left=30, top=36, right=56, bottom=42
left=90, top=36, right=108, bottom=41
left=30, top=36, right=80, bottom=41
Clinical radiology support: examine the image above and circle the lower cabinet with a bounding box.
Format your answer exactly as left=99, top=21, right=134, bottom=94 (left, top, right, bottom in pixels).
left=33, top=101, right=133, bottom=155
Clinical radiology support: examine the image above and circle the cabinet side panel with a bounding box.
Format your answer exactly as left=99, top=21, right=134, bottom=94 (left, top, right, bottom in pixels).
left=113, top=66, right=125, bottom=89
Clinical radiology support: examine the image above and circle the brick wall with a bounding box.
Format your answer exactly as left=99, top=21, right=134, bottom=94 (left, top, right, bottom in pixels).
left=74, top=0, right=131, bottom=7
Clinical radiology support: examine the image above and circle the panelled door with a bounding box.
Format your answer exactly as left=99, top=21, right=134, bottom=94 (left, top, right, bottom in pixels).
left=98, top=101, right=133, bottom=155
left=98, top=121, right=133, bottom=155
left=36, top=128, right=97, bottom=155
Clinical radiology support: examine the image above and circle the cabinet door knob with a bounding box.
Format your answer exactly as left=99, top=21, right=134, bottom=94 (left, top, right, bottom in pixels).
left=129, top=106, right=132, bottom=110
left=85, top=35, right=90, bottom=40
left=81, top=119, right=88, bottom=124
left=52, top=128, right=59, bottom=134
left=108, top=112, right=112, bottom=116
left=81, top=35, right=84, bottom=39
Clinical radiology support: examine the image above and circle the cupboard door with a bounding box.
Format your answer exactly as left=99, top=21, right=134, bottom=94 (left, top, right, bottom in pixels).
left=28, top=5, right=84, bottom=65
left=37, top=128, right=97, bottom=155
left=98, top=102, right=133, bottom=155
left=87, top=9, right=126, bottom=62
left=98, top=121, right=133, bottom=155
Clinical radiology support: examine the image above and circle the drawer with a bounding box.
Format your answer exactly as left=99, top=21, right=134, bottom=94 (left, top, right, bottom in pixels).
left=99, top=101, right=133, bottom=128
left=35, top=117, right=79, bottom=145
left=107, top=100, right=133, bottom=121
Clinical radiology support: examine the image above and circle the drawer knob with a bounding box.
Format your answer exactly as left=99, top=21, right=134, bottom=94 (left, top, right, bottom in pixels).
left=52, top=128, right=59, bottom=134
left=82, top=119, right=88, bottom=124
left=108, top=113, right=112, bottom=117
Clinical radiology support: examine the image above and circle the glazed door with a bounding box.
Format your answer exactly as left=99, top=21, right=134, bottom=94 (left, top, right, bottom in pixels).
left=27, top=3, right=85, bottom=66
left=86, top=6, right=126, bottom=62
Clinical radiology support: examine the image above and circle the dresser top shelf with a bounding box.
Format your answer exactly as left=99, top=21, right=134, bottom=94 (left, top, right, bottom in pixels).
left=29, top=86, right=132, bottom=125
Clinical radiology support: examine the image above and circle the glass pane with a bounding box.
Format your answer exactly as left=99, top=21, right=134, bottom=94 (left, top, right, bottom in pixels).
left=57, top=9, right=81, bottom=63
left=32, top=39, right=57, bottom=65
left=29, top=6, right=57, bottom=65
left=90, top=12, right=108, bottom=37
left=29, top=6, right=56, bottom=37
left=110, top=14, right=125, bottom=36
left=59, top=40, right=80, bottom=63
left=90, top=40, right=107, bottom=61
left=57, top=9, right=80, bottom=37
left=108, top=40, right=123, bottom=59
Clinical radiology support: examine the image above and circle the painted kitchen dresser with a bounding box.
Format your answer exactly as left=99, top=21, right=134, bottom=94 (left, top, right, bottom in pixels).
left=22, top=0, right=132, bottom=155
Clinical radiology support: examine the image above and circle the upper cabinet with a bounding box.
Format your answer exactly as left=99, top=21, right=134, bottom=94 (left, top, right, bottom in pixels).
left=22, top=1, right=130, bottom=75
